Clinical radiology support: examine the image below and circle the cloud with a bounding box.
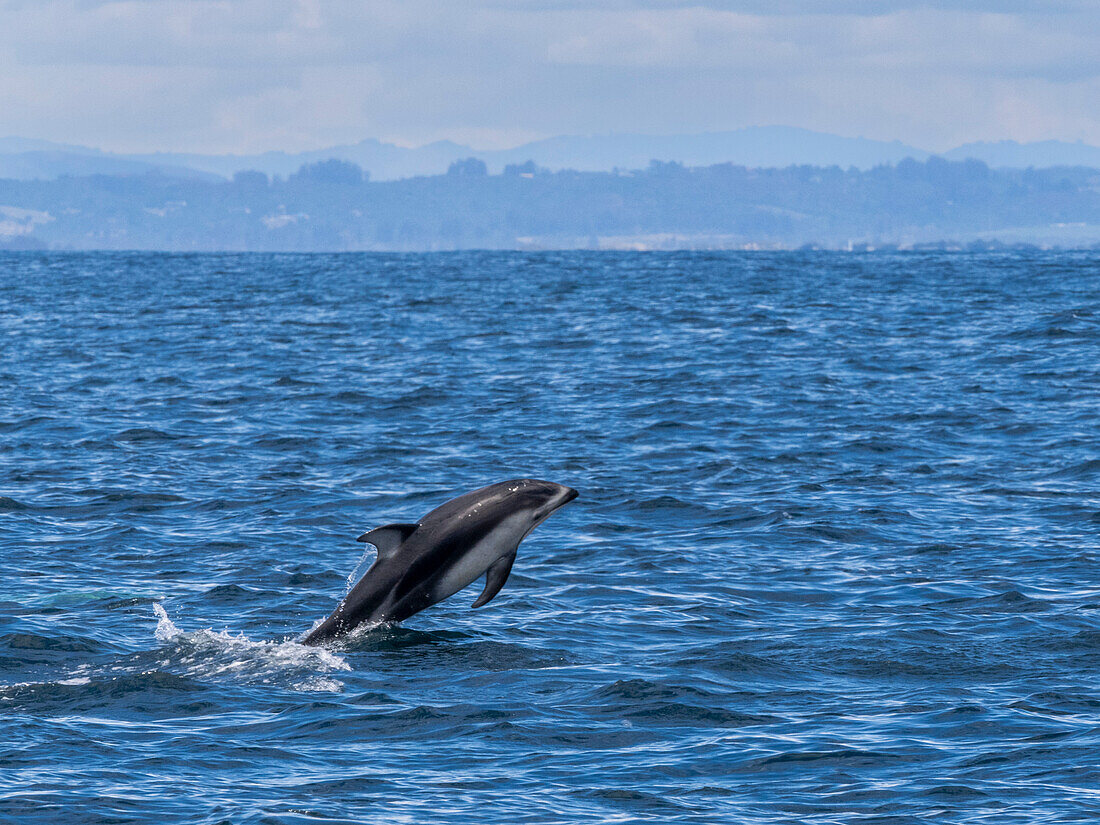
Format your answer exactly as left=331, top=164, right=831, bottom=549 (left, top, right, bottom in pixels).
left=0, top=0, right=1097, bottom=153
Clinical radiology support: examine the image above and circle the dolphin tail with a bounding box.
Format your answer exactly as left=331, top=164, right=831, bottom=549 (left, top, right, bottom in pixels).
left=472, top=552, right=516, bottom=608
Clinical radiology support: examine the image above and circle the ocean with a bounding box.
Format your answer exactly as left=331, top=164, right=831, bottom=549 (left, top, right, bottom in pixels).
left=1, top=250, right=1099, bottom=823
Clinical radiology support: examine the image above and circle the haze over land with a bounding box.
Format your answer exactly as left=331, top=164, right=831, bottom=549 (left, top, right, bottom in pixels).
left=3, top=154, right=1099, bottom=252
left=3, top=1, right=1100, bottom=250
left=5, top=129, right=1100, bottom=182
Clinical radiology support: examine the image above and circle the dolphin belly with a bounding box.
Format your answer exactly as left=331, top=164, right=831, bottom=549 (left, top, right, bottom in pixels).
left=428, top=512, right=530, bottom=605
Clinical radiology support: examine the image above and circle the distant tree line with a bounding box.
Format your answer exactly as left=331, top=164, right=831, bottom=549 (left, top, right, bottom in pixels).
left=1, top=156, right=1098, bottom=251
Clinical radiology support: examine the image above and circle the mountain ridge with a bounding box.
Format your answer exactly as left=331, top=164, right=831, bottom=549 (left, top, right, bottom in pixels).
left=2, top=128, right=1098, bottom=182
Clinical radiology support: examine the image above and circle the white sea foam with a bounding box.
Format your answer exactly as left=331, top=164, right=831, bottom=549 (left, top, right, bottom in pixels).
left=152, top=604, right=349, bottom=691
left=153, top=602, right=181, bottom=642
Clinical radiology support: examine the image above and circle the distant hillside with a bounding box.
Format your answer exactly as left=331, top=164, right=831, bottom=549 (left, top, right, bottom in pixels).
left=3, top=130, right=1100, bottom=182
left=0, top=150, right=223, bottom=182
left=484, top=128, right=928, bottom=173
left=127, top=139, right=470, bottom=181
left=944, top=140, right=1100, bottom=169
left=113, top=128, right=933, bottom=180
left=2, top=156, right=1099, bottom=251
left=0, top=137, right=103, bottom=155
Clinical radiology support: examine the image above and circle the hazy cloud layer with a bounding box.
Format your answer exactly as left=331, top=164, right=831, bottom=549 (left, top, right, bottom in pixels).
left=1, top=0, right=1098, bottom=153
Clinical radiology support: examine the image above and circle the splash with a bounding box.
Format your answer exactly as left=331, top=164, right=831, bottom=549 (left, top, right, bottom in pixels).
left=345, top=546, right=376, bottom=593
left=151, top=604, right=349, bottom=691
left=153, top=602, right=181, bottom=642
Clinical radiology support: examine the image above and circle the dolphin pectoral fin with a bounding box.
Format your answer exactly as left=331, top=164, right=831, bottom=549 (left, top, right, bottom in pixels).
left=356, top=523, right=418, bottom=559
left=472, top=552, right=516, bottom=609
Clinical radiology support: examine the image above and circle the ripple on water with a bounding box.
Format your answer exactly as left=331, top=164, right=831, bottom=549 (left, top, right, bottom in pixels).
left=3, top=251, right=1100, bottom=824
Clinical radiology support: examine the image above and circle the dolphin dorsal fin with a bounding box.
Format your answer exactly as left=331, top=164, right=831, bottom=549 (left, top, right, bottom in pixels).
left=356, top=523, right=418, bottom=559
left=471, top=551, right=516, bottom=609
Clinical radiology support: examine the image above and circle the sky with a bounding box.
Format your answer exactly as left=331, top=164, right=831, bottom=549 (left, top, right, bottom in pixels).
left=1, top=0, right=1098, bottom=155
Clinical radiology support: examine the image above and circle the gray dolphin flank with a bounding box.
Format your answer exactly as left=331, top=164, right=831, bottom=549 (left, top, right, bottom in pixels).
left=302, top=479, right=579, bottom=645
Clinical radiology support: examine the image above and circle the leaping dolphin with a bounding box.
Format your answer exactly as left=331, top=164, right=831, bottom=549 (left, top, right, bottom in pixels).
left=302, top=479, right=578, bottom=645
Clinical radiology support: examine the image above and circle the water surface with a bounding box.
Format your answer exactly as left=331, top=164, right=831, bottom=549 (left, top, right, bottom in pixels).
left=2, top=251, right=1099, bottom=823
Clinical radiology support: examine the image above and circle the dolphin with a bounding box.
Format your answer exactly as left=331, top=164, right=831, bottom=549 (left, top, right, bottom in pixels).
left=302, top=479, right=578, bottom=645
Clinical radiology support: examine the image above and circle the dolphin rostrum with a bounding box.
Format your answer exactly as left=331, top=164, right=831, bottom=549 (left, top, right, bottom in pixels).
left=302, top=479, right=578, bottom=645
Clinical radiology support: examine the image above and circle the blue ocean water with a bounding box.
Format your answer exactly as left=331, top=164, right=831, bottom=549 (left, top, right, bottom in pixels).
left=1, top=251, right=1099, bottom=824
